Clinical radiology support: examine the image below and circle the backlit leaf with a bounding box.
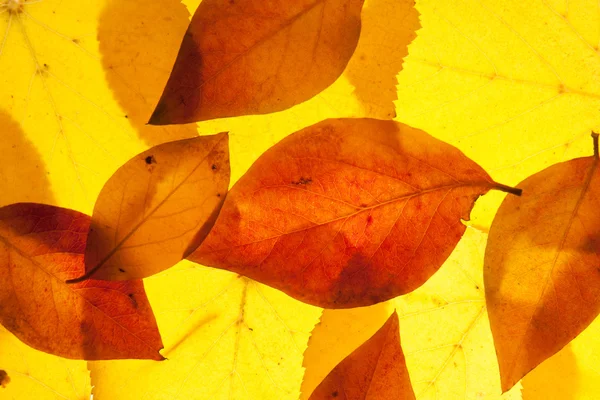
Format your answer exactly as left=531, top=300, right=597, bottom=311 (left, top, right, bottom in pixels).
left=0, top=324, right=92, bottom=399
left=70, top=133, right=230, bottom=282
left=190, top=118, right=519, bottom=308
left=0, top=203, right=163, bottom=360
left=149, top=0, right=366, bottom=124
left=308, top=311, right=415, bottom=400
left=485, top=134, right=600, bottom=391
left=396, top=0, right=600, bottom=230
left=89, top=261, right=322, bottom=400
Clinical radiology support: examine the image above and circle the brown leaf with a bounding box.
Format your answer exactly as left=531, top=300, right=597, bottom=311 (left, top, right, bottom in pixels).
left=149, top=0, right=365, bottom=124
left=308, top=311, right=415, bottom=400
left=70, top=134, right=230, bottom=282
left=485, top=133, right=600, bottom=392
left=190, top=118, right=518, bottom=308
left=0, top=203, right=163, bottom=360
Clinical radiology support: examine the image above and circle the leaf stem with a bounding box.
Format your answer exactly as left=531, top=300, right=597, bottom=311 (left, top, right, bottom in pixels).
left=492, top=182, right=522, bottom=196
left=592, top=131, right=599, bottom=159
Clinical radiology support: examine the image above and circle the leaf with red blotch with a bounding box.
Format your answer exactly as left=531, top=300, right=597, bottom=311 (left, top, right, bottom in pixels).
left=308, top=311, right=415, bottom=400
left=69, top=134, right=230, bottom=283
left=148, top=0, right=366, bottom=124
left=0, top=203, right=163, bottom=360
left=189, top=118, right=520, bottom=308
left=485, top=133, right=600, bottom=392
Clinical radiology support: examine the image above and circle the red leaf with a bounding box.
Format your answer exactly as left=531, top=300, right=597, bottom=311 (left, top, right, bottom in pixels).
left=190, top=118, right=518, bottom=307
left=149, top=0, right=365, bottom=124
left=308, top=312, right=415, bottom=400
left=0, top=203, right=163, bottom=360
left=485, top=133, right=600, bottom=391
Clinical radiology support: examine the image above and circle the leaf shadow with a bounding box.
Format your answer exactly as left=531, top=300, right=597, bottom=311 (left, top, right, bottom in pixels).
left=345, top=0, right=420, bottom=119
left=0, top=109, right=55, bottom=208
left=97, top=0, right=199, bottom=146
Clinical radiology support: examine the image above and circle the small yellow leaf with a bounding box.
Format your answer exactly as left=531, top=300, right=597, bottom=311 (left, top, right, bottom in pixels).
left=0, top=324, right=91, bottom=400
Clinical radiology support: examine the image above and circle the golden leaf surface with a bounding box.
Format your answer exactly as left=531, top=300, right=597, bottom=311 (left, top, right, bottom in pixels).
left=89, top=261, right=321, bottom=400
left=396, top=0, right=600, bottom=230
left=0, top=324, right=91, bottom=400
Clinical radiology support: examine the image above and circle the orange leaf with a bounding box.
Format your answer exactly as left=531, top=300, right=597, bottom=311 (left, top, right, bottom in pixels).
left=149, top=0, right=365, bottom=124
left=0, top=203, right=163, bottom=360
left=190, top=118, right=518, bottom=308
left=485, top=133, right=600, bottom=392
left=308, top=311, right=415, bottom=400
left=70, top=134, right=230, bottom=282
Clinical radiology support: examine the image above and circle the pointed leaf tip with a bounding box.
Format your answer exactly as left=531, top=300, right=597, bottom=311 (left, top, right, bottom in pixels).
left=309, top=311, right=415, bottom=400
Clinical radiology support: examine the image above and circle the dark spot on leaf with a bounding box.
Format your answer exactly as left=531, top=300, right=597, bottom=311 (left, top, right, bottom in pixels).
left=0, top=370, right=10, bottom=388
left=291, top=177, right=312, bottom=185
left=128, top=293, right=138, bottom=308
left=475, top=285, right=480, bottom=290
left=332, top=391, right=338, bottom=397
left=124, top=115, right=128, bottom=119
left=367, top=215, right=373, bottom=225
left=248, top=327, right=253, bottom=331
left=72, top=38, right=80, bottom=44
left=145, top=155, right=156, bottom=165
left=212, top=164, right=217, bottom=170
left=119, top=268, right=126, bottom=273
left=217, top=193, right=221, bottom=197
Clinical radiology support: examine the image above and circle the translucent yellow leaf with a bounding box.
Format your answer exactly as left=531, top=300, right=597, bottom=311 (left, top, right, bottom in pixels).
left=0, top=0, right=199, bottom=212
left=89, top=261, right=321, bottom=400
left=303, top=228, right=523, bottom=400
left=0, top=324, right=91, bottom=400
left=396, top=0, right=600, bottom=229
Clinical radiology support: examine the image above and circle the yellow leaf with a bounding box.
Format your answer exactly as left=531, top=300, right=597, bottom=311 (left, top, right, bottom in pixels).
left=396, top=0, right=600, bottom=229
left=89, top=261, right=321, bottom=400
left=0, top=324, right=91, bottom=400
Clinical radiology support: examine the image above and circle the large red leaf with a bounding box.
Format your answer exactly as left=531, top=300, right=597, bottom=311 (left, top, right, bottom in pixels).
left=190, top=118, right=520, bottom=308
left=0, top=203, right=163, bottom=360
left=308, top=311, right=415, bottom=399
left=485, top=133, right=600, bottom=392
left=149, top=0, right=365, bottom=124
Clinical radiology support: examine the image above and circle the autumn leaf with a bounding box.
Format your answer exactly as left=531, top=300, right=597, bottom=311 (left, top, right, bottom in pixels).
left=303, top=228, right=523, bottom=399
left=396, top=0, right=600, bottom=230
left=0, top=0, right=147, bottom=210
left=190, top=118, right=520, bottom=308
left=149, top=0, right=366, bottom=124
left=308, top=311, right=415, bottom=400
left=0, top=203, right=163, bottom=360
left=68, top=133, right=230, bottom=282
left=0, top=324, right=91, bottom=399
left=484, top=134, right=600, bottom=391
left=89, top=261, right=322, bottom=400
